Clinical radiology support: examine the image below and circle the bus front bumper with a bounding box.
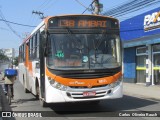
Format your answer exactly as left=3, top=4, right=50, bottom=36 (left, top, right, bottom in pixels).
left=45, top=82, right=123, bottom=103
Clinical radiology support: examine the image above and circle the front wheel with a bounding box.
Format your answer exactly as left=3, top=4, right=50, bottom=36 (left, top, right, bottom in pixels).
left=36, top=83, right=48, bottom=107
left=40, top=99, right=48, bottom=107
left=24, top=87, right=30, bottom=93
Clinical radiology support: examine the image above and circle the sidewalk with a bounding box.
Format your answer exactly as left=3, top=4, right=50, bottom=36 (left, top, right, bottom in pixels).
left=0, top=74, right=3, bottom=111
left=123, top=82, right=160, bottom=101
left=0, top=74, right=3, bottom=120
left=0, top=84, right=3, bottom=120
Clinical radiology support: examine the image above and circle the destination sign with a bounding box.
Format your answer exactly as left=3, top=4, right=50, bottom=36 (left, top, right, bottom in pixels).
left=48, top=16, right=118, bottom=29
left=59, top=20, right=107, bottom=28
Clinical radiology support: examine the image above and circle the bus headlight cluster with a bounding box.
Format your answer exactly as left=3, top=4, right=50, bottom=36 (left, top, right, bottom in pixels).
left=48, top=77, right=68, bottom=91
left=109, top=78, right=122, bottom=88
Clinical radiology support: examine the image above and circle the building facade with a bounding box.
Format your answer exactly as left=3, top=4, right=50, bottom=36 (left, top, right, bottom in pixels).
left=0, top=48, right=15, bottom=65
left=120, top=7, right=160, bottom=85
left=3, top=48, right=15, bottom=60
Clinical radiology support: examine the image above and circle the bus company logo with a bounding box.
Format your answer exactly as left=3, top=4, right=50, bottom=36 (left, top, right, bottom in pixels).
left=69, top=81, right=85, bottom=85
left=97, top=79, right=107, bottom=83
left=144, top=11, right=160, bottom=31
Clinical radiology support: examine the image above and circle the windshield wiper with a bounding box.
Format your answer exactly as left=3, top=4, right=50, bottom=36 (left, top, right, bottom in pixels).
left=94, top=31, right=106, bottom=50
left=91, top=31, right=106, bottom=65
left=65, top=27, right=92, bottom=69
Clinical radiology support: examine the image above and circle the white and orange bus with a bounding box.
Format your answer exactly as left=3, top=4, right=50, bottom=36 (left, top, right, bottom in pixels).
left=18, top=14, right=122, bottom=107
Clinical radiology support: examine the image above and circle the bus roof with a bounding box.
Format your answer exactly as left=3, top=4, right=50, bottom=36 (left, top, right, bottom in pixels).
left=20, top=14, right=118, bottom=46
left=44, top=14, right=118, bottom=22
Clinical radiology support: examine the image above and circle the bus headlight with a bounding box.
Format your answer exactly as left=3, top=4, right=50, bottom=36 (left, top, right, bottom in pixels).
left=48, top=77, right=68, bottom=91
left=109, top=79, right=122, bottom=88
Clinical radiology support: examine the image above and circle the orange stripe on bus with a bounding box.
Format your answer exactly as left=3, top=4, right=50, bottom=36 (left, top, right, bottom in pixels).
left=28, top=62, right=33, bottom=74
left=25, top=44, right=29, bottom=67
left=46, top=67, right=122, bottom=87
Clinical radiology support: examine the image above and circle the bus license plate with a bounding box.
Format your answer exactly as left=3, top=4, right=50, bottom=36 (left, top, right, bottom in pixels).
left=83, top=91, right=96, bottom=97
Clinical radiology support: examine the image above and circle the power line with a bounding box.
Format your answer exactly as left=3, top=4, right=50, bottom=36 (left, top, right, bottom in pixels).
left=74, top=0, right=89, bottom=9
left=114, top=1, right=160, bottom=18
left=103, top=0, right=160, bottom=18
left=104, top=0, right=140, bottom=15
left=0, top=19, right=36, bottom=27
left=76, top=0, right=99, bottom=14
left=36, top=0, right=51, bottom=11
left=42, top=0, right=58, bottom=12
left=108, top=0, right=159, bottom=17
left=0, top=10, right=22, bottom=39
left=0, top=27, right=9, bottom=31
left=82, top=1, right=95, bottom=14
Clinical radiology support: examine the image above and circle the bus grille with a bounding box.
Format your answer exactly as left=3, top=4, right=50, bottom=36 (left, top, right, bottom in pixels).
left=69, top=84, right=108, bottom=89
left=66, top=90, right=110, bottom=99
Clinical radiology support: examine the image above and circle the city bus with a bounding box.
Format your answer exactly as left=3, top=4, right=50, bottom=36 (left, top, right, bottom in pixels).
left=18, top=14, right=122, bottom=107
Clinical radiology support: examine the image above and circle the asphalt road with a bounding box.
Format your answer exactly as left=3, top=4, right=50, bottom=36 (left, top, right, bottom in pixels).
left=1, top=79, right=160, bottom=120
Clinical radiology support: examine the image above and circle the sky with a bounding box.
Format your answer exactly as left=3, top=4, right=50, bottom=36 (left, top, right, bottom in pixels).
left=0, top=0, right=160, bottom=56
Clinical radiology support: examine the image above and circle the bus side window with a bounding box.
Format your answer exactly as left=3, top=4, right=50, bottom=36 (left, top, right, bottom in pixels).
left=29, top=38, right=33, bottom=60
left=33, top=35, right=36, bottom=59
left=36, top=32, right=40, bottom=59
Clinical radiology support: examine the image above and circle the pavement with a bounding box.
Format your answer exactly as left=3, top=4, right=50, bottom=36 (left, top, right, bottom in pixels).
left=0, top=74, right=4, bottom=120
left=0, top=83, right=3, bottom=120
left=0, top=74, right=3, bottom=112
left=0, top=78, right=160, bottom=119
left=123, top=83, right=160, bottom=101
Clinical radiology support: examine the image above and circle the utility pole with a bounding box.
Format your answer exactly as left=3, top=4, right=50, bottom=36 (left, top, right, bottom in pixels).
left=93, top=0, right=103, bottom=15
left=93, top=0, right=99, bottom=15
left=32, top=10, right=45, bottom=19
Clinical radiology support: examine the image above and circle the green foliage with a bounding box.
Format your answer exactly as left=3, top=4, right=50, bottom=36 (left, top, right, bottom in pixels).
left=0, top=49, right=9, bottom=61
left=13, top=56, right=19, bottom=66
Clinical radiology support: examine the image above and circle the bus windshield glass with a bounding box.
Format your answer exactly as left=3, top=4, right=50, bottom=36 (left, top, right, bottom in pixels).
left=47, top=33, right=121, bottom=70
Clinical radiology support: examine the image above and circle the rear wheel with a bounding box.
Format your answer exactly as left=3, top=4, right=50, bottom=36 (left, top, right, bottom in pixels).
left=24, top=82, right=30, bottom=93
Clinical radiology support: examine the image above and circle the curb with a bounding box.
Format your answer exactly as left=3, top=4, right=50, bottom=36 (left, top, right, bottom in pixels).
left=0, top=85, right=3, bottom=120
left=0, top=85, right=2, bottom=111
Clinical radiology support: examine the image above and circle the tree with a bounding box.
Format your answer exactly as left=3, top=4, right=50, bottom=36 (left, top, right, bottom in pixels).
left=13, top=56, right=19, bottom=66
left=0, top=49, right=9, bottom=62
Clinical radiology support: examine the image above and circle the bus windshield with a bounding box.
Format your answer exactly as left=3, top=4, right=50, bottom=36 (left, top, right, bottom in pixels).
left=47, top=33, right=121, bottom=70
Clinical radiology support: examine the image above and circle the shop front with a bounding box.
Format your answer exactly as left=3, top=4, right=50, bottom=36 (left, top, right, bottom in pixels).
left=120, top=7, right=160, bottom=85
left=152, top=44, right=160, bottom=85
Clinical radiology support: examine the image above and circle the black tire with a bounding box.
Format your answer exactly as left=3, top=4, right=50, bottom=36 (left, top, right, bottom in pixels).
left=36, top=82, right=48, bottom=107
left=24, top=87, right=30, bottom=93
left=40, top=99, right=48, bottom=107
left=35, top=82, right=40, bottom=100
